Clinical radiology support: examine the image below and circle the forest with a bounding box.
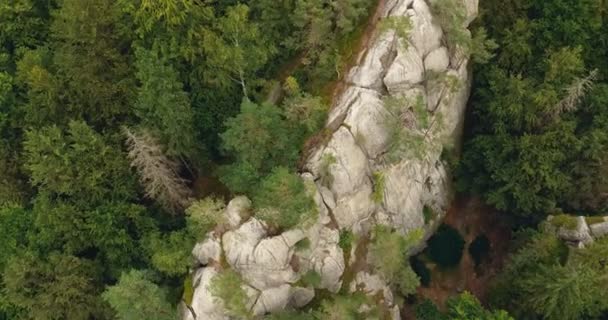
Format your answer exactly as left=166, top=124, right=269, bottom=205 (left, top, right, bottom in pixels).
left=0, top=0, right=607, bottom=319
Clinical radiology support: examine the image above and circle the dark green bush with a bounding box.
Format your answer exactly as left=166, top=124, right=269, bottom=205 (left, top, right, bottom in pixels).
left=427, top=224, right=465, bottom=268
left=468, top=234, right=490, bottom=267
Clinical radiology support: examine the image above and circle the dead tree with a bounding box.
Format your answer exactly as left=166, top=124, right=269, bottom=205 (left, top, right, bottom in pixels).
left=123, top=127, right=192, bottom=213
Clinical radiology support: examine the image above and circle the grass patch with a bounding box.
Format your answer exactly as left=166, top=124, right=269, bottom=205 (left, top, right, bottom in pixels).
left=427, top=224, right=465, bottom=268
left=585, top=216, right=606, bottom=225
left=371, top=171, right=386, bottom=204
left=295, top=237, right=311, bottom=252
left=182, top=275, right=194, bottom=305
left=551, top=214, right=578, bottom=230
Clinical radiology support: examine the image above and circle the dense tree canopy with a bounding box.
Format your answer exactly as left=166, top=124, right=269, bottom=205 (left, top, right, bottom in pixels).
left=0, top=0, right=375, bottom=318
left=458, top=0, right=608, bottom=217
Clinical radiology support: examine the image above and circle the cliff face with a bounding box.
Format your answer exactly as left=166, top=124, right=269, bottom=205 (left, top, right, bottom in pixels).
left=185, top=0, right=478, bottom=318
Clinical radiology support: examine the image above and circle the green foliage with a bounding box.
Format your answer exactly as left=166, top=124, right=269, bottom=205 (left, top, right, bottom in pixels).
left=489, top=230, right=608, bottom=319
left=299, top=270, right=322, bottom=288
left=145, top=230, right=194, bottom=277
left=134, top=47, right=196, bottom=157
left=415, top=299, right=447, bottom=320
left=0, top=205, right=31, bottom=271
left=202, top=4, right=275, bottom=97
left=447, top=292, right=513, bottom=320
left=220, top=100, right=302, bottom=193
left=295, top=238, right=312, bottom=252
left=0, top=0, right=375, bottom=317
left=23, top=120, right=135, bottom=201
left=382, top=95, right=434, bottom=162
left=264, top=310, right=315, bottom=320
left=283, top=93, right=328, bottom=135
left=339, top=230, right=355, bottom=253
left=315, top=292, right=378, bottom=320
left=3, top=253, right=104, bottom=320
left=379, top=16, right=412, bottom=42
left=254, top=167, right=317, bottom=229
left=290, top=0, right=374, bottom=88
left=210, top=269, right=251, bottom=319
left=550, top=214, right=578, bottom=230
left=427, top=224, right=465, bottom=268
left=416, top=295, right=514, bottom=320
left=185, top=197, right=227, bottom=240
left=50, top=0, right=135, bottom=124
left=431, top=0, right=497, bottom=63
left=369, top=226, right=423, bottom=296
left=103, top=270, right=175, bottom=320
left=371, top=171, right=386, bottom=204
left=460, top=0, right=608, bottom=217
left=518, top=263, right=605, bottom=320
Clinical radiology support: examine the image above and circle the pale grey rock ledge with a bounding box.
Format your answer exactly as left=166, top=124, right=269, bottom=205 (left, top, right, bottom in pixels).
left=184, top=0, right=478, bottom=318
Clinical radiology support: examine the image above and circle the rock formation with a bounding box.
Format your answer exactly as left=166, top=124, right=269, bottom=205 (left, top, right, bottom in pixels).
left=547, top=215, right=608, bottom=247
left=184, top=0, right=478, bottom=318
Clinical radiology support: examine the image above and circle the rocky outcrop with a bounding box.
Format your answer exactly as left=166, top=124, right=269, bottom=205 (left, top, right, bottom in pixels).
left=185, top=0, right=478, bottom=318
left=547, top=215, right=608, bottom=247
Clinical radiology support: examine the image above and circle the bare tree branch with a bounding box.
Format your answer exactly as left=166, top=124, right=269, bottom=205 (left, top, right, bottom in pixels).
left=123, top=127, right=193, bottom=213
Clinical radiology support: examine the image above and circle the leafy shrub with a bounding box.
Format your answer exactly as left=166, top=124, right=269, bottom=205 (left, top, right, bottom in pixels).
left=220, top=100, right=301, bottom=194
left=427, top=224, right=464, bottom=268
left=379, top=16, right=412, bottom=41
left=383, top=95, right=429, bottom=162
left=185, top=197, right=226, bottom=239
left=254, top=167, right=317, bottom=229
left=103, top=270, right=175, bottom=320
left=145, top=230, right=194, bottom=277
left=299, top=270, right=322, bottom=288
left=294, top=237, right=311, bottom=251
left=369, top=226, right=423, bottom=295
left=415, top=299, right=447, bottom=320
left=210, top=269, right=251, bottom=319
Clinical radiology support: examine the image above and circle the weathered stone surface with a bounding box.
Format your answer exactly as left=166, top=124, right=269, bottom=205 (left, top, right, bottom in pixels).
left=301, top=226, right=344, bottom=292
left=225, top=196, right=251, bottom=229
left=349, top=271, right=395, bottom=305
left=222, top=218, right=301, bottom=290
left=289, top=286, right=315, bottom=308
left=384, top=43, right=425, bottom=94
left=424, top=46, right=450, bottom=73
left=408, top=0, right=443, bottom=57
left=557, top=216, right=594, bottom=245
left=185, top=268, right=227, bottom=320
left=251, top=284, right=291, bottom=316
left=324, top=127, right=371, bottom=197
left=348, top=31, right=397, bottom=91
left=192, top=232, right=221, bottom=266
left=590, top=221, right=608, bottom=238
left=343, top=88, right=390, bottom=158
left=186, top=0, right=477, bottom=317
